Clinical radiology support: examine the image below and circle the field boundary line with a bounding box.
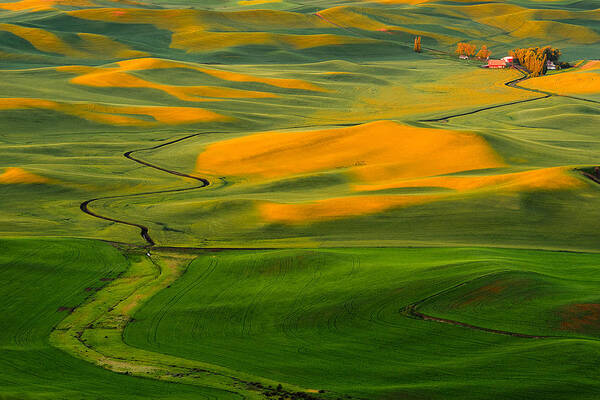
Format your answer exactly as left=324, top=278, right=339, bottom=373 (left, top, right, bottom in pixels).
left=400, top=271, right=600, bottom=341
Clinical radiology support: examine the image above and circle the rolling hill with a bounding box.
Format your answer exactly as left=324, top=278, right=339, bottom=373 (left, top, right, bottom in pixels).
left=1, top=0, right=599, bottom=399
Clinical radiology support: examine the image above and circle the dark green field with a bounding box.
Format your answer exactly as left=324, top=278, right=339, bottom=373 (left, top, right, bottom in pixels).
left=125, top=248, right=600, bottom=399
left=1, top=0, right=599, bottom=399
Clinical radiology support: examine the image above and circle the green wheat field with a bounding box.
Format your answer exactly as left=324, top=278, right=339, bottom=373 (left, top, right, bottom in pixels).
left=1, top=0, right=600, bottom=399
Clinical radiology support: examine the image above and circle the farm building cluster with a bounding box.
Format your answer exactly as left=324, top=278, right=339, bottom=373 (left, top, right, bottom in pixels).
left=450, top=41, right=562, bottom=76
left=483, top=56, right=556, bottom=70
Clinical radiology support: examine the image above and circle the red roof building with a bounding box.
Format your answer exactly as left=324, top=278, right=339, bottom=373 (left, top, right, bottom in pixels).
left=487, top=59, right=507, bottom=69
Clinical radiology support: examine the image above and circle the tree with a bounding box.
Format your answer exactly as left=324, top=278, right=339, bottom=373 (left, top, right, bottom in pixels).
left=414, top=36, right=422, bottom=53
left=541, top=46, right=561, bottom=63
left=510, top=46, right=560, bottom=77
left=476, top=45, right=491, bottom=59
left=455, top=42, right=476, bottom=57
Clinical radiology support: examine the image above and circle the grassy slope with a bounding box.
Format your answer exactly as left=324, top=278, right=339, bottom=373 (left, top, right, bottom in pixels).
left=1, top=0, right=598, bottom=249
left=6, top=59, right=600, bottom=250
left=105, top=94, right=600, bottom=250
left=0, top=238, right=219, bottom=399
left=125, top=248, right=600, bottom=399
left=1, top=1, right=599, bottom=399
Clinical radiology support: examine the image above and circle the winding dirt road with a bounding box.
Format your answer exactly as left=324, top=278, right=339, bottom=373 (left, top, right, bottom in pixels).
left=403, top=305, right=556, bottom=339
left=80, top=66, right=598, bottom=248
left=397, top=272, right=553, bottom=339
left=420, top=70, right=549, bottom=123
left=79, top=123, right=360, bottom=247
left=80, top=133, right=211, bottom=247
left=398, top=271, right=597, bottom=340
left=408, top=68, right=600, bottom=338
left=422, top=66, right=600, bottom=122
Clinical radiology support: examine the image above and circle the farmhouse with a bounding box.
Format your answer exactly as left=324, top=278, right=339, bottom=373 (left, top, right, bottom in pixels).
left=547, top=60, right=557, bottom=70
left=501, top=56, right=514, bottom=64
left=486, top=59, right=507, bottom=69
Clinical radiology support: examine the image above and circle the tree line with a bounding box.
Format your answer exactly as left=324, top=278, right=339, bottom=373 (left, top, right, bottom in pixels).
left=455, top=42, right=491, bottom=59
left=510, top=46, right=561, bottom=77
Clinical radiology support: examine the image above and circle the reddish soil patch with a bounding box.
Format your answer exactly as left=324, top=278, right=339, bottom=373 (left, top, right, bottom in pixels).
left=57, top=306, right=75, bottom=313
left=560, top=303, right=600, bottom=333
left=456, top=281, right=507, bottom=308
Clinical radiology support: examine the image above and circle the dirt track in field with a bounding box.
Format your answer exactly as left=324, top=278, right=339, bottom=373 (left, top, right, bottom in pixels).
left=421, top=66, right=600, bottom=122
left=80, top=133, right=212, bottom=246
left=401, top=302, right=557, bottom=339
left=79, top=123, right=361, bottom=247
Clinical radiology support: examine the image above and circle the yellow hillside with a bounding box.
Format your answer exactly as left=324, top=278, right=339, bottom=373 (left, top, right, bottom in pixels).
left=238, top=0, right=281, bottom=5
left=0, top=98, right=229, bottom=126
left=354, top=166, right=583, bottom=193
left=0, top=0, right=95, bottom=11
left=520, top=61, right=600, bottom=95
left=0, top=23, right=146, bottom=59
left=68, top=8, right=329, bottom=31
left=0, top=0, right=143, bottom=11
left=0, top=167, right=50, bottom=184
left=195, top=121, right=583, bottom=223
left=451, top=4, right=600, bottom=44
left=67, top=8, right=372, bottom=53
left=260, top=194, right=435, bottom=223
left=111, top=58, right=326, bottom=92
left=195, top=121, right=504, bottom=183
left=260, top=166, right=582, bottom=223
left=58, top=65, right=279, bottom=102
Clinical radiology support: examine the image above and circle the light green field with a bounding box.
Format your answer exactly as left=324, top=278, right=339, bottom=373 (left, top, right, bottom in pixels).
left=1, top=0, right=599, bottom=399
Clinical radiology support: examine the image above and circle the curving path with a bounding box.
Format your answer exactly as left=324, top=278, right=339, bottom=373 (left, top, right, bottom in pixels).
left=399, top=271, right=599, bottom=341
left=403, top=305, right=556, bottom=339
left=419, top=70, right=546, bottom=122
left=76, top=50, right=600, bottom=346
left=421, top=66, right=600, bottom=122
left=402, top=291, right=599, bottom=341
left=80, top=123, right=361, bottom=247
left=80, top=133, right=212, bottom=246
left=409, top=68, right=600, bottom=337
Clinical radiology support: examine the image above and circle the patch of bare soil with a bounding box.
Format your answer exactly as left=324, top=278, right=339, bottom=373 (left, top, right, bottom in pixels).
left=560, top=303, right=600, bottom=333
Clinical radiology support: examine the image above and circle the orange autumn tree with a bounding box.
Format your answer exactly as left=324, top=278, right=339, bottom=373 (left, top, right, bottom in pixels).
left=476, top=45, right=491, bottom=59
left=455, top=42, right=476, bottom=57
left=510, top=46, right=561, bottom=77
left=414, top=36, right=422, bottom=53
